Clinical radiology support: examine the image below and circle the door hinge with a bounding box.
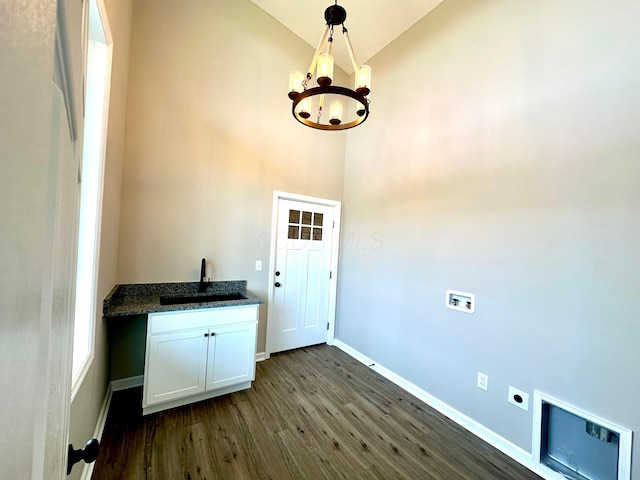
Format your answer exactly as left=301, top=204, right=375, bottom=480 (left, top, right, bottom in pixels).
left=329, top=271, right=332, bottom=279
left=333, top=220, right=335, bottom=228
left=327, top=322, right=330, bottom=330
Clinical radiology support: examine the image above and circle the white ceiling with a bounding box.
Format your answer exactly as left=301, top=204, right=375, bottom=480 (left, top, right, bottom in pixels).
left=250, top=0, right=446, bottom=74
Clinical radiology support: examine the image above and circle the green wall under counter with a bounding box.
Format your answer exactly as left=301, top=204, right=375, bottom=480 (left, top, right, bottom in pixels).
left=108, top=314, right=147, bottom=381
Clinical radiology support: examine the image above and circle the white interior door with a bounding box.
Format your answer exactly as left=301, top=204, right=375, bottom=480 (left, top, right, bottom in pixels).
left=0, top=0, right=84, bottom=477
left=268, top=198, right=337, bottom=354
left=37, top=81, right=81, bottom=479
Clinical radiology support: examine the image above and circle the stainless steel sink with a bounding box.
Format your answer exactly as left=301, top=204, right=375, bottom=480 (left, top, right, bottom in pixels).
left=159, top=292, right=247, bottom=305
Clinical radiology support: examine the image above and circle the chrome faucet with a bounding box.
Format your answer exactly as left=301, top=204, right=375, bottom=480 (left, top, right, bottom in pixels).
left=199, top=258, right=207, bottom=293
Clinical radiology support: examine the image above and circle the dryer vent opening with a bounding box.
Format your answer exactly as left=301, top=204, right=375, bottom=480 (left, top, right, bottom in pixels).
left=532, top=392, right=632, bottom=480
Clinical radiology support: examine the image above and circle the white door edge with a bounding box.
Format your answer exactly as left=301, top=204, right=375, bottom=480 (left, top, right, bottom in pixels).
left=265, top=191, right=342, bottom=358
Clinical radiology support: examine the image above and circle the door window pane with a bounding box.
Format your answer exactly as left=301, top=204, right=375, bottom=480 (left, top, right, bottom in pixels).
left=288, top=208, right=324, bottom=241
left=289, top=209, right=300, bottom=223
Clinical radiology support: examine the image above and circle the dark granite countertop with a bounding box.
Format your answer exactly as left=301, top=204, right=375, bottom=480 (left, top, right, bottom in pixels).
left=103, top=281, right=264, bottom=317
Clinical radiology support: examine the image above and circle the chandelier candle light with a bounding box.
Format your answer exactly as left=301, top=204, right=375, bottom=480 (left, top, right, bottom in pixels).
left=288, top=1, right=371, bottom=130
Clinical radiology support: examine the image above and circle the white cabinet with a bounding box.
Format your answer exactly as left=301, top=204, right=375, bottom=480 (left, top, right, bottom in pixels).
left=143, top=305, right=258, bottom=415
left=206, top=323, right=256, bottom=391
left=145, top=328, right=208, bottom=406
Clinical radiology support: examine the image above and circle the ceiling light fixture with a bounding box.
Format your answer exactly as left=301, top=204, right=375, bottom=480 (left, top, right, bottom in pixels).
left=288, top=1, right=371, bottom=131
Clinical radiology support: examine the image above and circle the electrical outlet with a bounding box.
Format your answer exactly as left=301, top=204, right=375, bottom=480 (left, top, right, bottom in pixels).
left=477, top=372, right=488, bottom=391
left=508, top=386, right=529, bottom=411
left=255, top=260, right=262, bottom=271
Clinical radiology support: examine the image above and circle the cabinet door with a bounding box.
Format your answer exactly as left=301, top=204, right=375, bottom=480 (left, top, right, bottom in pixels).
left=144, top=328, right=209, bottom=406
left=206, top=323, right=257, bottom=391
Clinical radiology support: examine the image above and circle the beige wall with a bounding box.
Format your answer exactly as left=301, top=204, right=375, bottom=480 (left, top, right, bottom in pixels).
left=67, top=0, right=132, bottom=478
left=117, top=0, right=346, bottom=352
left=337, top=0, right=640, bottom=467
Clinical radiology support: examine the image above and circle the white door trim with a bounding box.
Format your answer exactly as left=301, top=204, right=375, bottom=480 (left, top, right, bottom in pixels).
left=265, top=191, right=342, bottom=358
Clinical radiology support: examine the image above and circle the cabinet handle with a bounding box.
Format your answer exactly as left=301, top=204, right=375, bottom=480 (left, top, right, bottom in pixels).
left=204, top=333, right=209, bottom=337
left=211, top=332, right=216, bottom=336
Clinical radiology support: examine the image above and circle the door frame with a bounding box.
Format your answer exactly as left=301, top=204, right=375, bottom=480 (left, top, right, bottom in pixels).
left=265, top=191, right=342, bottom=358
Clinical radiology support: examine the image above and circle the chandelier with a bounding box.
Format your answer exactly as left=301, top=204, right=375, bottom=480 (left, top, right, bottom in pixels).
left=287, top=1, right=371, bottom=131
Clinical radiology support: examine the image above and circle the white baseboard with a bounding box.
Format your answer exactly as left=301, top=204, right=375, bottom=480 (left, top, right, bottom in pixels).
left=111, top=374, right=144, bottom=391
left=332, top=339, right=557, bottom=480
left=256, top=352, right=267, bottom=362
left=79, top=383, right=113, bottom=480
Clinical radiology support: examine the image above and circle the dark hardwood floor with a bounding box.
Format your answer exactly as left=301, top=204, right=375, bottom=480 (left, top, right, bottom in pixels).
left=92, top=344, right=541, bottom=479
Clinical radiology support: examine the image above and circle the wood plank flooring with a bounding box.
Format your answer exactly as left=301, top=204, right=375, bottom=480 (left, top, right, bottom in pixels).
left=92, top=344, right=542, bottom=479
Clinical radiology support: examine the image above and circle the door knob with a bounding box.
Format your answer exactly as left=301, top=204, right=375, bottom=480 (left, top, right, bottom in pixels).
left=274, top=282, right=281, bottom=287
left=67, top=439, right=100, bottom=475
left=275, top=271, right=281, bottom=276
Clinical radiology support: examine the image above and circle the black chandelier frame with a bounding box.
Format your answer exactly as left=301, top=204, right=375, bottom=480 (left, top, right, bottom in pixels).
left=288, top=2, right=371, bottom=131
